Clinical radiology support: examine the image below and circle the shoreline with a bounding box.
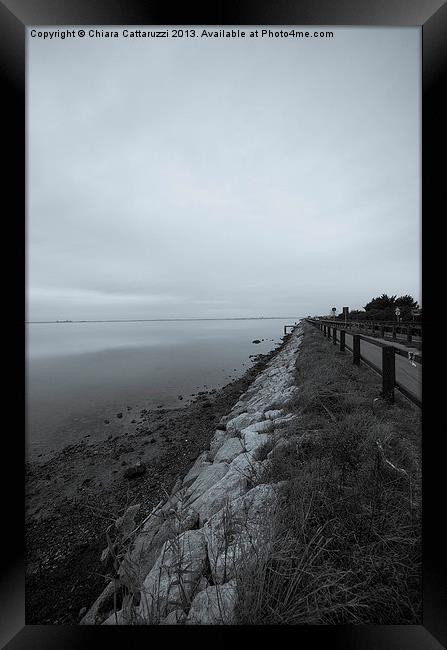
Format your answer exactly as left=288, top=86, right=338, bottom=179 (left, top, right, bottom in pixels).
left=25, top=335, right=292, bottom=624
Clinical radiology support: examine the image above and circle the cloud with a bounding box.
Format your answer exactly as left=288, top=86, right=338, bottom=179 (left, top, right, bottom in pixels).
left=27, top=27, right=420, bottom=320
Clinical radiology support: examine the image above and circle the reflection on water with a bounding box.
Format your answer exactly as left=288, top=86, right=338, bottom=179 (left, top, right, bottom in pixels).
left=26, top=319, right=299, bottom=459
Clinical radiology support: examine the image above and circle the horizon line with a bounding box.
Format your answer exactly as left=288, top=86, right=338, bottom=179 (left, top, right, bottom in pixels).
left=26, top=316, right=305, bottom=324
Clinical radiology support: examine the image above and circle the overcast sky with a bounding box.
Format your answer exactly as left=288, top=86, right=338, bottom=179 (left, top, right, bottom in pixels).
left=27, top=27, right=420, bottom=321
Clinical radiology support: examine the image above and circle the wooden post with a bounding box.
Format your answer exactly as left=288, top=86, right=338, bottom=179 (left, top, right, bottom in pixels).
left=353, top=334, right=360, bottom=365
left=328, top=326, right=332, bottom=340
left=382, top=346, right=395, bottom=403
left=340, top=330, right=345, bottom=352
left=407, top=327, right=412, bottom=344
left=392, top=326, right=396, bottom=340
left=323, top=325, right=326, bottom=337
left=333, top=327, right=337, bottom=345
left=380, top=325, right=385, bottom=338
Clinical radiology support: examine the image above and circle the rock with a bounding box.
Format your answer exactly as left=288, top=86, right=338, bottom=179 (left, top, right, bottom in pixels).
left=78, top=607, right=87, bottom=618
left=226, top=411, right=264, bottom=433
left=264, top=409, right=284, bottom=420
left=138, top=529, right=208, bottom=622
left=189, top=456, right=256, bottom=524
left=186, top=581, right=237, bottom=624
left=170, top=478, right=182, bottom=496
left=123, top=462, right=147, bottom=480
left=182, top=451, right=212, bottom=489
left=242, top=420, right=275, bottom=434
left=213, top=437, right=244, bottom=464
left=159, top=608, right=187, bottom=625
left=119, top=511, right=175, bottom=591
left=209, top=430, right=231, bottom=456
left=184, top=462, right=230, bottom=506
left=115, top=503, right=141, bottom=538
left=104, top=419, right=110, bottom=424
left=80, top=581, right=116, bottom=625
left=243, top=431, right=272, bottom=458
left=178, top=395, right=183, bottom=400
left=252, top=340, right=261, bottom=344
left=202, top=484, right=278, bottom=583
left=102, top=609, right=126, bottom=625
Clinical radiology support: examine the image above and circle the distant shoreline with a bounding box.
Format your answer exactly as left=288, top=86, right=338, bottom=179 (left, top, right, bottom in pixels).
left=26, top=316, right=303, bottom=324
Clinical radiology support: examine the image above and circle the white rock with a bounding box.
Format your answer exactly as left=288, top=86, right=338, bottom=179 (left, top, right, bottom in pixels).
left=184, top=462, right=229, bottom=506
left=227, top=451, right=261, bottom=479
left=102, top=609, right=126, bottom=625
left=191, top=469, right=248, bottom=524
left=186, top=581, right=237, bottom=625
left=243, top=431, right=272, bottom=457
left=226, top=411, right=263, bottom=433
left=183, top=451, right=212, bottom=488
left=242, top=420, right=275, bottom=434
left=159, top=608, right=187, bottom=625
left=264, top=409, right=285, bottom=420
left=203, top=483, right=278, bottom=583
left=209, top=429, right=232, bottom=460
left=213, top=437, right=244, bottom=464
left=188, top=451, right=265, bottom=524
left=138, top=529, right=207, bottom=622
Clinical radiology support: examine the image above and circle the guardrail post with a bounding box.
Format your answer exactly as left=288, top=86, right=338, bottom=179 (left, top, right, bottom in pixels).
left=340, top=330, right=345, bottom=352
left=407, top=327, right=413, bottom=344
left=323, top=325, right=326, bottom=337
left=328, top=326, right=332, bottom=341
left=333, top=328, right=337, bottom=345
left=353, top=334, right=360, bottom=365
left=380, top=325, right=385, bottom=338
left=382, top=346, right=395, bottom=403
left=392, top=326, right=396, bottom=340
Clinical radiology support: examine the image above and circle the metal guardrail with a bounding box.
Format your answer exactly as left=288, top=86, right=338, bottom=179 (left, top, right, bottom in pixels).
left=306, top=319, right=421, bottom=408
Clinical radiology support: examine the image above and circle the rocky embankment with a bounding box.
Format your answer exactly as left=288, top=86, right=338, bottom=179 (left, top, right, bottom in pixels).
left=82, top=325, right=303, bottom=625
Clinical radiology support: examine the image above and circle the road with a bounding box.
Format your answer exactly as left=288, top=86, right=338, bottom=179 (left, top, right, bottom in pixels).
left=343, top=332, right=422, bottom=405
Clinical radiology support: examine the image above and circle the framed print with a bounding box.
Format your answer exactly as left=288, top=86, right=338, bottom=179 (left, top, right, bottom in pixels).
left=2, top=0, right=446, bottom=647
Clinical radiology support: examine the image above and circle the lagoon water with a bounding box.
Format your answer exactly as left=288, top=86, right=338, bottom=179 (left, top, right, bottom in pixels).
left=26, top=318, right=300, bottom=460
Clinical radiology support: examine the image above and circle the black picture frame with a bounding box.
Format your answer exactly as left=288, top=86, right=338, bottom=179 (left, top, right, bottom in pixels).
left=3, top=0, right=446, bottom=647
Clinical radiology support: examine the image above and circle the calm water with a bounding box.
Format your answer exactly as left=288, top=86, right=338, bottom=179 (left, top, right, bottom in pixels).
left=26, top=318, right=300, bottom=459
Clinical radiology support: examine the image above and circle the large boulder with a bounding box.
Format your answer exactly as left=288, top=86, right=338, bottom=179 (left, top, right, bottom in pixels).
left=242, top=431, right=271, bottom=457
left=119, top=506, right=199, bottom=594
left=242, top=419, right=275, bottom=434
left=159, top=608, right=187, bottom=625
left=189, top=453, right=264, bottom=525
left=183, top=462, right=230, bottom=506
left=138, top=529, right=208, bottom=622
left=190, top=470, right=247, bottom=525
left=264, top=409, right=285, bottom=420
left=225, top=411, right=264, bottom=433
left=186, top=581, right=237, bottom=625
left=213, top=437, right=244, bottom=464
left=202, top=483, right=279, bottom=583
left=182, top=451, right=212, bottom=489
left=209, top=430, right=233, bottom=457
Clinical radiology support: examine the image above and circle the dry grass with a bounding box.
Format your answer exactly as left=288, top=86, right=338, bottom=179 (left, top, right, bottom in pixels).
left=234, top=322, right=421, bottom=624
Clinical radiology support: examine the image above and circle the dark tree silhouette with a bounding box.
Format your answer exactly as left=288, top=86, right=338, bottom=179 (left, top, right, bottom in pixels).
left=337, top=294, right=420, bottom=322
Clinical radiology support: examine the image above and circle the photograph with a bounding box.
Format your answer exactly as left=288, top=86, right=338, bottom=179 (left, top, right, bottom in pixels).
left=24, top=22, right=424, bottom=630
